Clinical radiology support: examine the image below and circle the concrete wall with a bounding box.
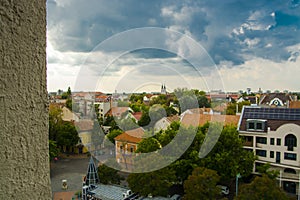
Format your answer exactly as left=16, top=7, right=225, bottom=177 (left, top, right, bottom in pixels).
left=0, top=1, right=51, bottom=199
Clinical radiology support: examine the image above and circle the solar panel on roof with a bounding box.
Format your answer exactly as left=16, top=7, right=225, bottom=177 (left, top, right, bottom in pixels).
left=243, top=107, right=300, bottom=120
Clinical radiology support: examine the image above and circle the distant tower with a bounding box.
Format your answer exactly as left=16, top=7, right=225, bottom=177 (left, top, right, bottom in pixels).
left=84, top=157, right=99, bottom=186
left=161, top=84, right=167, bottom=95
left=246, top=88, right=251, bottom=95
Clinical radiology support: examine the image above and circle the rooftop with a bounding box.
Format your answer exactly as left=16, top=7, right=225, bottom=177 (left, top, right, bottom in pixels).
left=114, top=128, right=145, bottom=143
left=238, top=106, right=300, bottom=131
left=181, top=113, right=240, bottom=127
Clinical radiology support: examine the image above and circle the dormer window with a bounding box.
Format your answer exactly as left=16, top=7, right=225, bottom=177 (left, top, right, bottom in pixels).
left=246, top=119, right=266, bottom=131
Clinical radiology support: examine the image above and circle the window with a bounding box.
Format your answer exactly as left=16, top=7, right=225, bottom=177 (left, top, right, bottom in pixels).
left=284, top=168, right=296, bottom=174
left=277, top=138, right=281, bottom=146
left=248, top=122, right=255, bottom=129
left=284, top=153, right=297, bottom=161
left=256, top=122, right=263, bottom=130
left=285, top=134, right=297, bottom=151
left=130, top=146, right=134, bottom=153
left=270, top=138, right=274, bottom=145
left=270, top=151, right=274, bottom=158
left=246, top=120, right=266, bottom=131
left=257, top=137, right=267, bottom=144
left=256, top=150, right=267, bottom=157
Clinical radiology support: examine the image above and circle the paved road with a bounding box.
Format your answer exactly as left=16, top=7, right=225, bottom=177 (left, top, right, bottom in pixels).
left=50, top=155, right=90, bottom=194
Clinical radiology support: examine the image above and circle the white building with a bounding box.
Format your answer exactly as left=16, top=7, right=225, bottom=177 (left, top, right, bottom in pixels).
left=238, top=106, right=300, bottom=195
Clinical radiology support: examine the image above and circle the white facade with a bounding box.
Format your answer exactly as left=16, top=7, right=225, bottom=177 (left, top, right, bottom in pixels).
left=238, top=107, right=300, bottom=195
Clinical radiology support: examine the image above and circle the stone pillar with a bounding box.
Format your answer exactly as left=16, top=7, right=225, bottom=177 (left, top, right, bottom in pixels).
left=0, top=0, right=51, bottom=199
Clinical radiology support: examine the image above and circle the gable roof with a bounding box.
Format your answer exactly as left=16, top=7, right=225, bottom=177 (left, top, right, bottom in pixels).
left=132, top=112, right=143, bottom=121
left=259, top=93, right=294, bottom=105
left=61, top=107, right=79, bottom=122
left=106, top=107, right=132, bottom=117
left=75, top=120, right=94, bottom=131
left=114, top=128, right=144, bottom=144
left=181, top=113, right=240, bottom=127
left=166, top=115, right=180, bottom=123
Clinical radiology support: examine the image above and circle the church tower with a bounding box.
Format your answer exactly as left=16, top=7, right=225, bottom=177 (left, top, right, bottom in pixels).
left=161, top=84, right=167, bottom=95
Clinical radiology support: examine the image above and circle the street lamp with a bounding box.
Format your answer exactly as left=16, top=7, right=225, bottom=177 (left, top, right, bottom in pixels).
left=236, top=173, right=242, bottom=197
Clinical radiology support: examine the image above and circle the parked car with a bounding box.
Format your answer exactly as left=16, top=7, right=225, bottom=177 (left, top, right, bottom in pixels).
left=170, top=194, right=181, bottom=200
left=217, top=185, right=229, bottom=195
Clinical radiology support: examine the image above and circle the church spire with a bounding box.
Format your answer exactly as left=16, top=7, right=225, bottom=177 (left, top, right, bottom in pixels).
left=85, top=156, right=99, bottom=186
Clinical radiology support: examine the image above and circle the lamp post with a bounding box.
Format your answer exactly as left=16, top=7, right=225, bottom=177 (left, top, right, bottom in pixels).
left=236, top=173, right=241, bottom=197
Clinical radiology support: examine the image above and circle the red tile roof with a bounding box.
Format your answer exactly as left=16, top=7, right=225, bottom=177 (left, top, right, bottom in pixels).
left=132, top=112, right=143, bottom=121
left=181, top=114, right=240, bottom=127
left=114, top=128, right=145, bottom=143
left=106, top=107, right=130, bottom=117
left=289, top=101, right=300, bottom=108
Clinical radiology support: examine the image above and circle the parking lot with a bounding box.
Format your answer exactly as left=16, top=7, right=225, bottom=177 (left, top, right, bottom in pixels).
left=50, top=155, right=90, bottom=194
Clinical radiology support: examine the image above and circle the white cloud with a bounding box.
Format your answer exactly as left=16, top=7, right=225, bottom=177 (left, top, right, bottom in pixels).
left=218, top=56, right=300, bottom=92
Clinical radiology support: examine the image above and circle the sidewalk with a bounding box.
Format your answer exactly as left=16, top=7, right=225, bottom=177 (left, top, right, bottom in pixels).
left=53, top=191, right=79, bottom=200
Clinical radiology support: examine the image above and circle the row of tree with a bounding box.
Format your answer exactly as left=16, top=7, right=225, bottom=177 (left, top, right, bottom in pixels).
left=48, top=104, right=80, bottom=160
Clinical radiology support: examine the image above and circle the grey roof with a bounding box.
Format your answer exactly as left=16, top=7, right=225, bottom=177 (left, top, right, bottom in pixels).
left=243, top=107, right=300, bottom=121
left=89, top=184, right=129, bottom=200
left=85, top=157, right=99, bottom=185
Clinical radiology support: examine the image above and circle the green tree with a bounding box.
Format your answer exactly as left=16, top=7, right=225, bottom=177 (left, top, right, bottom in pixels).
left=183, top=167, right=220, bottom=200
left=56, top=121, right=80, bottom=149
left=164, top=106, right=178, bottom=116
left=103, top=115, right=119, bottom=130
left=49, top=140, right=59, bottom=160
left=49, top=104, right=63, bottom=141
left=200, top=125, right=256, bottom=180
left=138, top=111, right=151, bottom=127
left=237, top=175, right=288, bottom=200
left=197, top=95, right=210, bottom=108
left=67, top=86, right=71, bottom=96
left=256, top=163, right=279, bottom=179
left=117, top=118, right=139, bottom=131
left=106, top=129, right=123, bottom=144
left=66, top=98, right=72, bottom=110
left=178, top=95, right=198, bottom=113
left=136, top=137, right=161, bottom=153
left=129, top=93, right=144, bottom=103
left=127, top=167, right=176, bottom=197
left=149, top=94, right=167, bottom=106
left=98, top=164, right=122, bottom=184
left=117, top=101, right=129, bottom=107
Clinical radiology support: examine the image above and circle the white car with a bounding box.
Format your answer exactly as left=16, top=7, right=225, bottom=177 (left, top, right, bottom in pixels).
left=217, top=185, right=229, bottom=195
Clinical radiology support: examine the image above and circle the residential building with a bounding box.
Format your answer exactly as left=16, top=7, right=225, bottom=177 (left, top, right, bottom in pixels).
left=238, top=106, right=300, bottom=195
left=61, top=106, right=79, bottom=122
left=97, top=101, right=118, bottom=119
left=259, top=93, right=297, bottom=107
left=75, top=120, right=95, bottom=153
left=154, top=115, right=180, bottom=132
left=106, top=107, right=133, bottom=119
left=114, top=128, right=144, bottom=169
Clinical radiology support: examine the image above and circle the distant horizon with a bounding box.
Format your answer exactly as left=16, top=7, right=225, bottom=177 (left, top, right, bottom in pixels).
left=47, top=87, right=300, bottom=95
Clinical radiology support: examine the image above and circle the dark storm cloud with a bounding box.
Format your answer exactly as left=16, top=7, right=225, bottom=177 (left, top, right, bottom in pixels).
left=47, top=0, right=300, bottom=66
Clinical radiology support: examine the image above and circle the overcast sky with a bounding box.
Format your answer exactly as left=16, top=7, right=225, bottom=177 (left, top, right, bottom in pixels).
left=47, top=0, right=300, bottom=93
